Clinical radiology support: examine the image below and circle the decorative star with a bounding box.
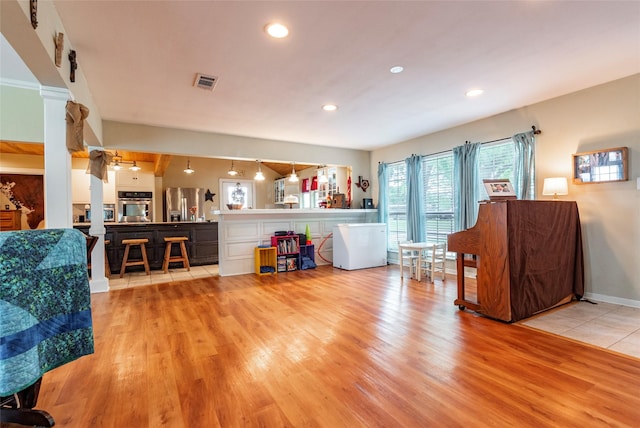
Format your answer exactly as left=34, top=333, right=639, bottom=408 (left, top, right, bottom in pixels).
left=205, top=189, right=215, bottom=202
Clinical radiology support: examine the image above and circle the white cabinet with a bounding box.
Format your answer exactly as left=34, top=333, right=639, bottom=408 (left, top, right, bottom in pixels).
left=72, top=170, right=116, bottom=203
left=318, top=167, right=348, bottom=199
left=274, top=177, right=301, bottom=205
left=72, top=170, right=91, bottom=203
left=274, top=178, right=285, bottom=204
left=103, top=171, right=116, bottom=203
left=116, top=170, right=154, bottom=191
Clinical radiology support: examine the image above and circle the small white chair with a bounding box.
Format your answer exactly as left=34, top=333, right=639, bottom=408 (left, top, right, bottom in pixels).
left=399, top=241, right=419, bottom=279
left=420, top=242, right=446, bottom=283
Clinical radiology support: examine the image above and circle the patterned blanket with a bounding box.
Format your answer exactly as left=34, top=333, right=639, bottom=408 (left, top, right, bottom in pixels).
left=0, top=229, right=94, bottom=396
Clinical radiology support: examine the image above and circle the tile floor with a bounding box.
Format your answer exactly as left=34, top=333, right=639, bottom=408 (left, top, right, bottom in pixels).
left=107, top=264, right=219, bottom=290
left=519, top=300, right=640, bottom=359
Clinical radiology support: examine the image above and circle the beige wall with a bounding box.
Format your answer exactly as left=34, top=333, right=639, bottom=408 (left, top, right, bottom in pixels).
left=161, top=156, right=281, bottom=215
left=372, top=74, right=640, bottom=304
left=0, top=85, right=43, bottom=143
left=103, top=121, right=372, bottom=206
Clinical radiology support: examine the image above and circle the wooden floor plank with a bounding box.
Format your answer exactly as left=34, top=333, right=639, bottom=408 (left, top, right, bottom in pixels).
left=25, top=265, right=640, bottom=427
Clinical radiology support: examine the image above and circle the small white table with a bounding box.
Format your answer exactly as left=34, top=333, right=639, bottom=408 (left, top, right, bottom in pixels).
left=398, top=242, right=436, bottom=282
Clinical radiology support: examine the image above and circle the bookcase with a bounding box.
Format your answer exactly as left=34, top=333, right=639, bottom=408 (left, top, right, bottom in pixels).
left=270, top=235, right=317, bottom=272
left=271, top=235, right=299, bottom=272
left=254, top=246, right=277, bottom=276
left=299, top=244, right=316, bottom=270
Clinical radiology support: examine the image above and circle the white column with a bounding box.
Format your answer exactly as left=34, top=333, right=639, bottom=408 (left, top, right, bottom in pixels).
left=87, top=146, right=109, bottom=293
left=40, top=86, right=72, bottom=228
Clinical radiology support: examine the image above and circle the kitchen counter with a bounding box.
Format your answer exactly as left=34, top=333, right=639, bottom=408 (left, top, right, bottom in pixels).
left=74, top=222, right=218, bottom=272
left=218, top=208, right=379, bottom=276
left=73, top=221, right=217, bottom=226
left=219, top=208, right=376, bottom=215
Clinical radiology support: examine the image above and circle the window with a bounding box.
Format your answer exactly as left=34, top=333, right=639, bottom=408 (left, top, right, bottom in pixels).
left=219, top=179, right=255, bottom=210
left=422, top=152, right=454, bottom=245
left=387, top=161, right=407, bottom=251
left=476, top=139, right=516, bottom=200
left=384, top=137, right=534, bottom=253
left=476, top=138, right=535, bottom=199
left=386, top=152, right=455, bottom=252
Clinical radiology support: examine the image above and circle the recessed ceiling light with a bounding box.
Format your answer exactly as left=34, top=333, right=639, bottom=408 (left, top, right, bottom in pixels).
left=390, top=65, right=404, bottom=74
left=466, top=89, right=484, bottom=97
left=322, top=104, right=338, bottom=112
left=265, top=23, right=289, bottom=38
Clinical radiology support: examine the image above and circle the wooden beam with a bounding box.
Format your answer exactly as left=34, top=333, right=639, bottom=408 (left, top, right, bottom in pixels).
left=153, top=154, right=173, bottom=177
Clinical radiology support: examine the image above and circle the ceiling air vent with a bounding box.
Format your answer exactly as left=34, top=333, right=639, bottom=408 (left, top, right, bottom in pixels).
left=194, top=73, right=218, bottom=91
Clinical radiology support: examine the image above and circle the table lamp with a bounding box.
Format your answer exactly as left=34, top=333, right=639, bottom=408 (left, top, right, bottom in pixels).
left=542, top=177, right=568, bottom=200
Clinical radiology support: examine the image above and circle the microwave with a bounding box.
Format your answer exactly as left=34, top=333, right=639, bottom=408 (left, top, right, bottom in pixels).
left=85, top=206, right=116, bottom=222
left=103, top=207, right=115, bottom=222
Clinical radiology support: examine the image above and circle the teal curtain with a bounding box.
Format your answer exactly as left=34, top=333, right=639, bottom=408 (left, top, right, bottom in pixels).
left=377, top=162, right=388, bottom=225
left=513, top=131, right=536, bottom=200
left=453, top=142, right=481, bottom=231
left=405, top=154, right=425, bottom=242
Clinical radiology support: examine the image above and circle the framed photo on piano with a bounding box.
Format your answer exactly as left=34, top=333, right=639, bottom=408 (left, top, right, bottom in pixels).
left=483, top=179, right=517, bottom=200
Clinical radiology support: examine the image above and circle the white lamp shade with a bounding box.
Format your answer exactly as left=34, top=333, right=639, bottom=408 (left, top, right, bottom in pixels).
left=542, top=177, right=568, bottom=196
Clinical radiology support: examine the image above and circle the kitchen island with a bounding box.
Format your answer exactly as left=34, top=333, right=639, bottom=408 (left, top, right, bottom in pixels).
left=74, top=221, right=218, bottom=273
left=218, top=208, right=378, bottom=276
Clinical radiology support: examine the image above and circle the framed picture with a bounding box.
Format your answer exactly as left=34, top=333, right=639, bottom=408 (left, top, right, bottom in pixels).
left=483, top=179, right=517, bottom=200
left=572, top=147, right=628, bottom=184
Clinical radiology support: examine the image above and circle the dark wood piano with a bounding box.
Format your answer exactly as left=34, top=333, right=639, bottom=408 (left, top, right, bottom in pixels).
left=447, top=200, right=584, bottom=322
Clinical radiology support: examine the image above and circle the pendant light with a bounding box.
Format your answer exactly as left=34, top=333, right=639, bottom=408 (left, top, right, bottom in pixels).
left=228, top=160, right=238, bottom=176
left=254, top=160, right=265, bottom=181
left=110, top=150, right=140, bottom=171
left=184, top=159, right=195, bottom=174
left=111, top=150, right=123, bottom=170
left=289, top=162, right=299, bottom=182
left=318, top=165, right=328, bottom=183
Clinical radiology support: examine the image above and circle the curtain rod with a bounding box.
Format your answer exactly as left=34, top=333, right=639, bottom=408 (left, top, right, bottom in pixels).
left=379, top=125, right=542, bottom=165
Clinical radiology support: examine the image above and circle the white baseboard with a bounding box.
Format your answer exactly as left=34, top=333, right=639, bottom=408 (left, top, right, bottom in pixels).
left=583, top=292, right=640, bottom=308
left=89, top=277, right=110, bottom=293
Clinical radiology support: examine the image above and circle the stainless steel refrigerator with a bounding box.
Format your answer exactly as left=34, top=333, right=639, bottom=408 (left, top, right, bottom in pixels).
left=165, top=188, right=206, bottom=222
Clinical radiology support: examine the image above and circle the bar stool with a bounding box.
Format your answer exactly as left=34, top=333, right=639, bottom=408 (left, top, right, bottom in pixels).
left=162, top=236, right=191, bottom=273
left=120, top=238, right=150, bottom=278
left=84, top=234, right=98, bottom=278
left=104, top=239, right=111, bottom=278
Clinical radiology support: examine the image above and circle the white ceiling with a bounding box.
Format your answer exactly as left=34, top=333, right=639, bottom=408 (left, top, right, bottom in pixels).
left=4, top=1, right=640, bottom=151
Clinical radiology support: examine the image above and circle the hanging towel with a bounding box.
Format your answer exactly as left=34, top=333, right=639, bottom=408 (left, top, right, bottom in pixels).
left=86, top=150, right=113, bottom=182
left=65, top=101, right=89, bottom=154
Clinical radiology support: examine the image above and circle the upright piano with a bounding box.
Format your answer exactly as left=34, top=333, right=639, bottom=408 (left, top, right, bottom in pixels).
left=447, top=200, right=584, bottom=322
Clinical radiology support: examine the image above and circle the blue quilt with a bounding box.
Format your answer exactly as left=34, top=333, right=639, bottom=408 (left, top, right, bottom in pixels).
left=0, top=229, right=94, bottom=396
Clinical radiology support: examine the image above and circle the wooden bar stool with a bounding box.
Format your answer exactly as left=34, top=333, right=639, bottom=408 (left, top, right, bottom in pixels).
left=120, top=238, right=150, bottom=278
left=162, top=236, right=191, bottom=273
left=84, top=234, right=98, bottom=279
left=104, top=240, right=111, bottom=278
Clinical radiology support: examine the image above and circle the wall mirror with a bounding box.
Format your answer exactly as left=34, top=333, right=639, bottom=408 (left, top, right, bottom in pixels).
left=572, top=147, right=628, bottom=184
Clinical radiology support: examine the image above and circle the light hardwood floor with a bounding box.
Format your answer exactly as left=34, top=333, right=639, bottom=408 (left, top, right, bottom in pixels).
left=26, top=266, right=640, bottom=427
